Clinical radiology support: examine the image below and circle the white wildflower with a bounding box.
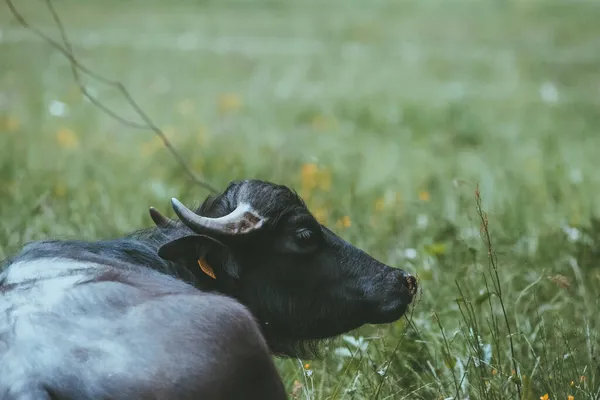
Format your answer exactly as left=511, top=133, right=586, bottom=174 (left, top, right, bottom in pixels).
left=48, top=100, right=69, bottom=117
left=562, top=226, right=581, bottom=243
left=569, top=168, right=583, bottom=184
left=540, top=82, right=559, bottom=104
left=403, top=248, right=417, bottom=260
left=342, top=335, right=368, bottom=352
left=333, top=347, right=352, bottom=358
left=416, top=214, right=429, bottom=228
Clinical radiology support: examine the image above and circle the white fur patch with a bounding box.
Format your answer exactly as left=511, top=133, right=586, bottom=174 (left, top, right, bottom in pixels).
left=1, top=258, right=101, bottom=316
left=3, top=258, right=100, bottom=284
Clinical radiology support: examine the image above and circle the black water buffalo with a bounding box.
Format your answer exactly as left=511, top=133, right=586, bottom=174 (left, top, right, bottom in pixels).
left=0, top=179, right=418, bottom=399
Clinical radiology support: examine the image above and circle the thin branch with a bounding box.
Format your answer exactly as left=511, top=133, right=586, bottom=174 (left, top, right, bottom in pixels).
left=5, top=0, right=218, bottom=194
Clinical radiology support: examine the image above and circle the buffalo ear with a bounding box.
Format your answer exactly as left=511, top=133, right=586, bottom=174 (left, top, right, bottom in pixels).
left=157, top=235, right=210, bottom=263
left=157, top=235, right=239, bottom=280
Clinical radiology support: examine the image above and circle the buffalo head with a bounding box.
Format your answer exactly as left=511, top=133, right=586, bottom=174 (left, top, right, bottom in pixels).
left=152, top=179, right=417, bottom=357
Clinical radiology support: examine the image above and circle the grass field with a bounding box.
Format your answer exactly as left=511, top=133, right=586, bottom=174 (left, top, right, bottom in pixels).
left=2, top=0, right=600, bottom=398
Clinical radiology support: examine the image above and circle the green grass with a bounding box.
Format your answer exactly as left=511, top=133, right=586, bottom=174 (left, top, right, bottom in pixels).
left=2, top=0, right=600, bottom=398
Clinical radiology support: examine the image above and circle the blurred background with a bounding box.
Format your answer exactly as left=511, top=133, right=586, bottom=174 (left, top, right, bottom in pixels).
left=1, top=0, right=600, bottom=399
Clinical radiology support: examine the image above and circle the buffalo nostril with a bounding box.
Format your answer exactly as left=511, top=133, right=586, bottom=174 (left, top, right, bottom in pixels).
left=403, top=273, right=418, bottom=297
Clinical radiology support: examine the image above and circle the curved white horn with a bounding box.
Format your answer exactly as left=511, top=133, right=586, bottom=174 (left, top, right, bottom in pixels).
left=170, top=197, right=265, bottom=235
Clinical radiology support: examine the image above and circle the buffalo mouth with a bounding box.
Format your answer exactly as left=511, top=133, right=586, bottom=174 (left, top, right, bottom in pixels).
left=369, top=300, right=411, bottom=324
left=369, top=274, right=418, bottom=324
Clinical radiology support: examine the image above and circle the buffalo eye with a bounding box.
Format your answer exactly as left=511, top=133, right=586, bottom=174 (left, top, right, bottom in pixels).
left=295, top=228, right=315, bottom=248
left=277, top=225, right=321, bottom=254
left=274, top=214, right=323, bottom=254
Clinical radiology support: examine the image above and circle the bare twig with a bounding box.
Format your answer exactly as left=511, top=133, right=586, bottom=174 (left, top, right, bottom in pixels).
left=5, top=0, right=218, bottom=194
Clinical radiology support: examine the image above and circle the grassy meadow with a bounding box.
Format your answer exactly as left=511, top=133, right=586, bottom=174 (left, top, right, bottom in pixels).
left=2, top=0, right=600, bottom=398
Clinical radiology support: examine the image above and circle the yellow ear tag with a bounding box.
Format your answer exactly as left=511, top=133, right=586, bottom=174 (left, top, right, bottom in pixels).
left=197, top=258, right=216, bottom=279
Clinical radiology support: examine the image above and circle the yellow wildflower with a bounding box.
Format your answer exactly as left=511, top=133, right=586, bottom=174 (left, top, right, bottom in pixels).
left=56, top=128, right=79, bottom=149
left=311, top=114, right=338, bottom=132
left=337, top=216, right=351, bottom=229
left=374, top=197, right=385, bottom=212
left=54, top=183, right=67, bottom=198
left=539, top=394, right=549, bottom=400
left=304, top=363, right=310, bottom=370
left=141, top=137, right=162, bottom=156
left=395, top=192, right=402, bottom=203
left=301, top=163, right=319, bottom=192
left=197, top=126, right=208, bottom=145
left=141, top=128, right=175, bottom=156
left=3, top=116, right=20, bottom=132
left=418, top=191, right=431, bottom=202
left=162, top=126, right=176, bottom=140
left=218, top=93, right=242, bottom=113
left=177, top=99, right=195, bottom=116
left=300, top=162, right=332, bottom=195
left=317, top=168, right=331, bottom=191
left=313, top=207, right=328, bottom=224
left=568, top=396, right=574, bottom=400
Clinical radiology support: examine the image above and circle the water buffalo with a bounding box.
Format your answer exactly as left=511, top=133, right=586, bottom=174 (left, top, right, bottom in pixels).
left=0, top=179, right=417, bottom=399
